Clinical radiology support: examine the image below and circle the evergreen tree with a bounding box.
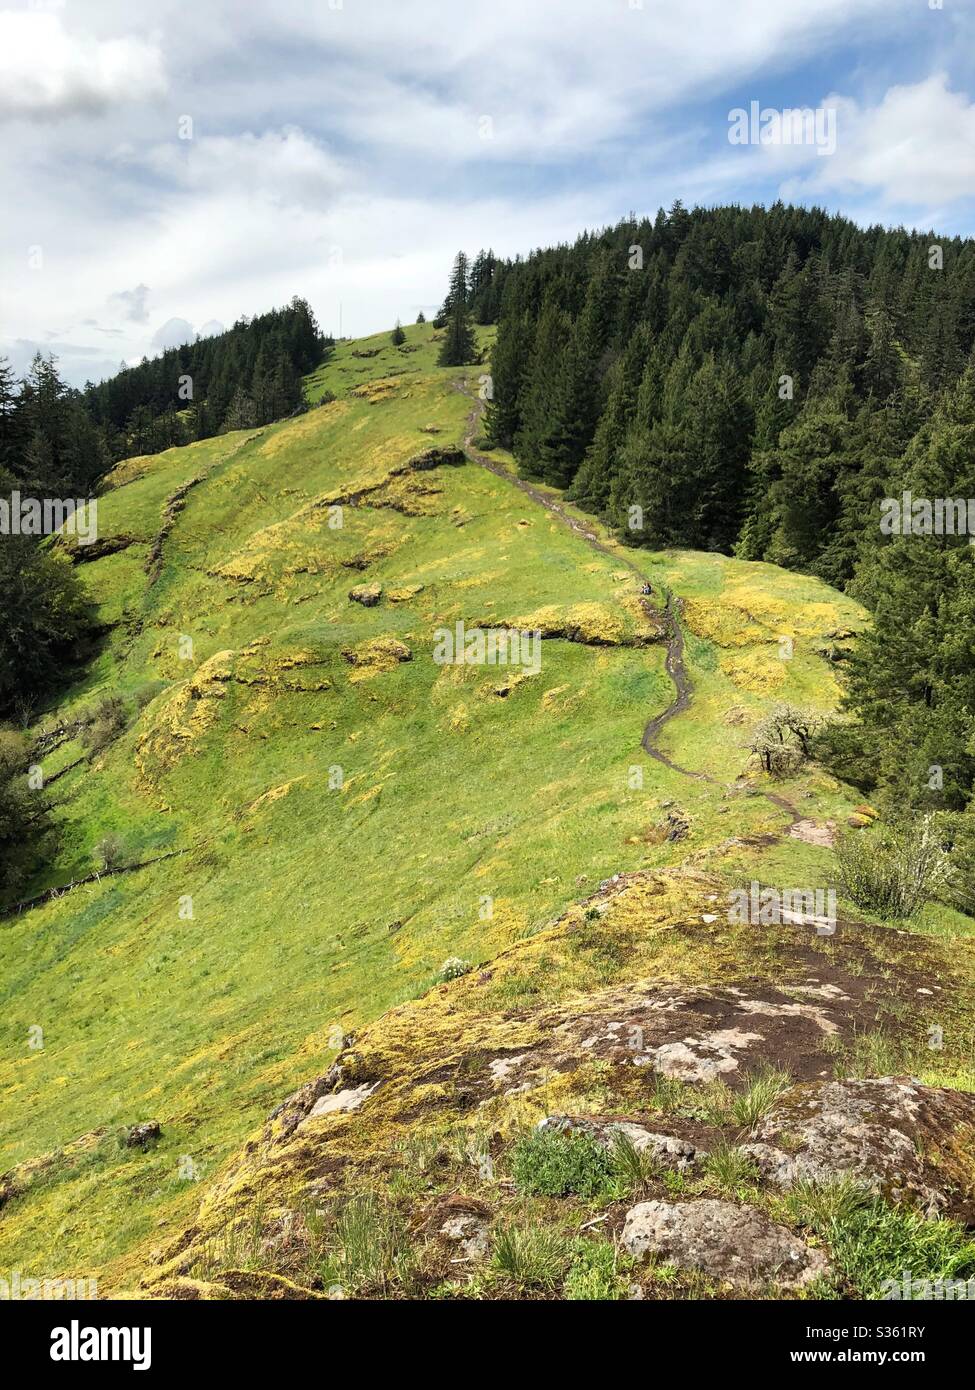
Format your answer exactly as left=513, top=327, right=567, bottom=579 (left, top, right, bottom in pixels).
left=437, top=253, right=477, bottom=367
left=0, top=482, right=92, bottom=719
left=223, top=386, right=257, bottom=432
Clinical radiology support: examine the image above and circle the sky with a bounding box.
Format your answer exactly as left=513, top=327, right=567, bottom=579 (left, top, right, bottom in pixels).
left=1, top=0, right=974, bottom=385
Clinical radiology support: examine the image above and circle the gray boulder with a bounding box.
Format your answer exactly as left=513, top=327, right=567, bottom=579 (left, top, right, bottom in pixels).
left=621, top=1198, right=830, bottom=1289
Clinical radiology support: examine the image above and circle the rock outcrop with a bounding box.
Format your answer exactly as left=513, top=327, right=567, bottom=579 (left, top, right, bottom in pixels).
left=621, top=1199, right=830, bottom=1289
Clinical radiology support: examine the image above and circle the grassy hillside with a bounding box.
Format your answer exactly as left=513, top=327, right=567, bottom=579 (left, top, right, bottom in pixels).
left=3, top=321, right=968, bottom=1297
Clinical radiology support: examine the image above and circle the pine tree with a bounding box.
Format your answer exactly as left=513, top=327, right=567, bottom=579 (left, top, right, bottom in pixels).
left=437, top=253, right=477, bottom=367
left=0, top=504, right=91, bottom=720
left=391, top=320, right=406, bottom=346
left=223, top=386, right=257, bottom=432
left=514, top=302, right=571, bottom=478
left=0, top=358, right=20, bottom=478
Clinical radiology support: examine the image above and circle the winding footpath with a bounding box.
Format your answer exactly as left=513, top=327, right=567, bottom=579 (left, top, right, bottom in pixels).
left=459, top=387, right=801, bottom=829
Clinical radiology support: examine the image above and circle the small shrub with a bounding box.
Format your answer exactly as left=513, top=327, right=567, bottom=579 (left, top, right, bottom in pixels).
left=511, top=1128, right=616, bottom=1199
left=748, top=704, right=823, bottom=777
left=836, top=815, right=950, bottom=919
left=81, top=696, right=128, bottom=760
left=436, top=956, right=472, bottom=982
left=94, top=834, right=124, bottom=872
left=662, top=1168, right=689, bottom=1196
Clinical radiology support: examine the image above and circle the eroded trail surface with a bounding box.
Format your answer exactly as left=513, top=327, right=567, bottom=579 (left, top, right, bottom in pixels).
left=459, top=389, right=801, bottom=827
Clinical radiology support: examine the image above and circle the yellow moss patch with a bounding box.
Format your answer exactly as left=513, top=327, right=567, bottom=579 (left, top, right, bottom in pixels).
left=447, top=703, right=470, bottom=733
left=244, top=777, right=309, bottom=819
left=135, top=650, right=235, bottom=786
left=349, top=377, right=401, bottom=403
left=341, top=636, right=413, bottom=681
left=541, top=684, right=571, bottom=710
left=719, top=648, right=788, bottom=695
left=510, top=602, right=626, bottom=645
left=367, top=472, right=446, bottom=517
left=488, top=670, right=538, bottom=698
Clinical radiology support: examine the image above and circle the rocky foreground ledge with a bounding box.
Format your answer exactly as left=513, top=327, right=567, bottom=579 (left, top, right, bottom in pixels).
left=133, top=869, right=975, bottom=1300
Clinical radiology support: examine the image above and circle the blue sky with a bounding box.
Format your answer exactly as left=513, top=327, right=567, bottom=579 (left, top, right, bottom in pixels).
left=1, top=0, right=974, bottom=384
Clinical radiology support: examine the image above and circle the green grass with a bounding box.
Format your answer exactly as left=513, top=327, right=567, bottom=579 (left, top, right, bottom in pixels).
left=489, top=1223, right=573, bottom=1293
left=701, top=1142, right=761, bottom=1197
left=780, top=1178, right=975, bottom=1299
left=563, top=1237, right=634, bottom=1300
left=316, top=1193, right=416, bottom=1298
left=729, top=1068, right=792, bottom=1130
left=0, top=320, right=910, bottom=1291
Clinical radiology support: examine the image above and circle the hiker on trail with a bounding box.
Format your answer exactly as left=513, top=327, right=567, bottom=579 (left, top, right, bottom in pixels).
left=641, top=581, right=652, bottom=595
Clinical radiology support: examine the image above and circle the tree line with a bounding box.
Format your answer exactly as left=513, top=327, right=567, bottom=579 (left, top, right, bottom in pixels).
left=0, top=296, right=331, bottom=728
left=462, top=203, right=975, bottom=814
left=84, top=295, right=329, bottom=461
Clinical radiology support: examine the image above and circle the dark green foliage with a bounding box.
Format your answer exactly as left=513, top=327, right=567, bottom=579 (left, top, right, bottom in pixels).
left=454, top=203, right=975, bottom=813
left=511, top=1128, right=614, bottom=1198
left=0, top=298, right=326, bottom=493
left=828, top=368, right=975, bottom=809
left=5, top=355, right=108, bottom=496
left=222, top=386, right=257, bottom=432
left=0, top=529, right=92, bottom=721
left=474, top=204, right=975, bottom=566
left=391, top=320, right=406, bottom=346
left=84, top=296, right=327, bottom=461
left=0, top=729, right=58, bottom=893
left=437, top=253, right=477, bottom=367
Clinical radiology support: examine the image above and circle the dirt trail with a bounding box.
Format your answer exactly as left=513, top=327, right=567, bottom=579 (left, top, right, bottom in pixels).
left=459, top=388, right=801, bottom=828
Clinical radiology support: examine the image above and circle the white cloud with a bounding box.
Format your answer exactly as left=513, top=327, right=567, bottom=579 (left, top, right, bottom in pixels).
left=151, top=317, right=195, bottom=351
left=141, top=127, right=344, bottom=204
left=779, top=75, right=975, bottom=207
left=0, top=0, right=968, bottom=383
left=0, top=11, right=166, bottom=121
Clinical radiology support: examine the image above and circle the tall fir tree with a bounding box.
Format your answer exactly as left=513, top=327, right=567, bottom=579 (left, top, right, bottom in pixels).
left=437, top=253, right=477, bottom=367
